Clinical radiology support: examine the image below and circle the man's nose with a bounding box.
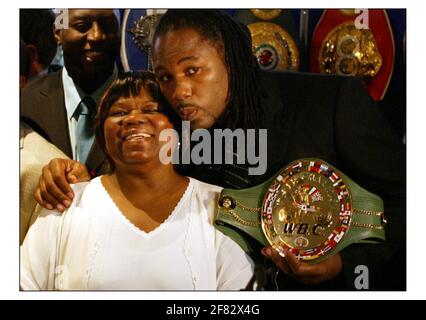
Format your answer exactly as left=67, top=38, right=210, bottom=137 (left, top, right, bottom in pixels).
left=87, top=22, right=106, bottom=42
left=172, top=80, right=192, bottom=102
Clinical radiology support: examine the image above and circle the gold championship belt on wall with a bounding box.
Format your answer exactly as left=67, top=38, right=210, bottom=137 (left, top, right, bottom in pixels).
left=248, top=22, right=299, bottom=71
left=318, top=22, right=382, bottom=81
left=121, top=9, right=166, bottom=71
left=250, top=9, right=282, bottom=20
left=310, top=9, right=395, bottom=101
left=215, top=159, right=386, bottom=263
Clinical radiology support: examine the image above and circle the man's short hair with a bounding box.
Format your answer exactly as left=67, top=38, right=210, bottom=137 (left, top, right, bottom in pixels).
left=20, top=9, right=57, bottom=68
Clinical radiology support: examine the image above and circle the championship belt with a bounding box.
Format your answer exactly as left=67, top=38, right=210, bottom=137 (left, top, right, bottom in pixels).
left=120, top=9, right=166, bottom=71
left=250, top=9, right=282, bottom=20
left=310, top=9, right=395, bottom=101
left=248, top=22, right=299, bottom=71
left=233, top=9, right=300, bottom=71
left=215, top=159, right=386, bottom=263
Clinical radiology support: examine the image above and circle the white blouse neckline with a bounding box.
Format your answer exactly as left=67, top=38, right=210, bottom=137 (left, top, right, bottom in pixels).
left=96, top=176, right=194, bottom=239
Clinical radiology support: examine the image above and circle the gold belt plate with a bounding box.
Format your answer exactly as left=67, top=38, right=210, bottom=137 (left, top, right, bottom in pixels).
left=248, top=22, right=299, bottom=71
left=261, top=159, right=353, bottom=261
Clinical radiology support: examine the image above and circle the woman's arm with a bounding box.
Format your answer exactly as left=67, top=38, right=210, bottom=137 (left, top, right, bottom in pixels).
left=215, top=230, right=255, bottom=290
left=20, top=208, right=62, bottom=290
left=21, top=181, right=91, bottom=290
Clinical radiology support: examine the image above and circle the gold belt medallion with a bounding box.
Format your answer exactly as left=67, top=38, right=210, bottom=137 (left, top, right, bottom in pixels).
left=339, top=9, right=357, bottom=16
left=318, top=22, right=382, bottom=82
left=248, top=22, right=299, bottom=71
left=250, top=9, right=282, bottom=20
left=261, top=160, right=353, bottom=261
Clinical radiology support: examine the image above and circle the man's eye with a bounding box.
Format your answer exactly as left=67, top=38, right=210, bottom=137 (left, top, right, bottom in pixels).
left=72, top=22, right=91, bottom=33
left=187, top=67, right=199, bottom=75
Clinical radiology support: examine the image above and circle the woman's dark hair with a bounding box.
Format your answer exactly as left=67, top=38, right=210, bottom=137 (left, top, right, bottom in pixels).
left=95, top=71, right=180, bottom=172
left=153, top=9, right=263, bottom=130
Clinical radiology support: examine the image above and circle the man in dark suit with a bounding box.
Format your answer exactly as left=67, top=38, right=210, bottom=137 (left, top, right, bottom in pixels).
left=35, top=10, right=405, bottom=290
left=21, top=9, right=120, bottom=210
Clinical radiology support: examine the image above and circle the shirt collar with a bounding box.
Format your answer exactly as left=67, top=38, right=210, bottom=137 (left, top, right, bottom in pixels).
left=62, top=65, right=117, bottom=120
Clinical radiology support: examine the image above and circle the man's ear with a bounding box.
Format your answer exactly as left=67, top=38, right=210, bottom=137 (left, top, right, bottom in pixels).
left=25, top=44, right=38, bottom=63
left=25, top=44, right=44, bottom=76
left=53, top=25, right=62, bottom=45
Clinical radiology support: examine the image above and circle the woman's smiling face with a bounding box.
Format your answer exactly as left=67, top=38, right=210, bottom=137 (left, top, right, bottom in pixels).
left=103, top=88, right=175, bottom=168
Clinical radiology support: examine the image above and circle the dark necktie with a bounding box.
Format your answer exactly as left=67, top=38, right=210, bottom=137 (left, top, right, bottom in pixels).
left=74, top=96, right=96, bottom=163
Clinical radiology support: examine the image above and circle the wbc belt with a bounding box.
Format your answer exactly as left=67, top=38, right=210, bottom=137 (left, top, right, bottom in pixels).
left=215, top=159, right=386, bottom=263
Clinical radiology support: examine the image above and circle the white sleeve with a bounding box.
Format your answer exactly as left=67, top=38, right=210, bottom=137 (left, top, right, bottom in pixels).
left=20, top=209, right=62, bottom=290
left=192, top=178, right=255, bottom=290
left=215, top=230, right=255, bottom=290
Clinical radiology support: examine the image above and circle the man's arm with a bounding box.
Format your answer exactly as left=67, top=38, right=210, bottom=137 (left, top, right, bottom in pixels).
left=34, top=158, right=91, bottom=211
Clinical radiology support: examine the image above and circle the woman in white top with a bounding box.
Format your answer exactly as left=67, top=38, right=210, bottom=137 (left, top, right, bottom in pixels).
left=20, top=71, right=254, bottom=290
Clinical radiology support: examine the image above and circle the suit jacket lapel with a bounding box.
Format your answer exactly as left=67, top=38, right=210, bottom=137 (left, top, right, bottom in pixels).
left=39, top=72, right=73, bottom=158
